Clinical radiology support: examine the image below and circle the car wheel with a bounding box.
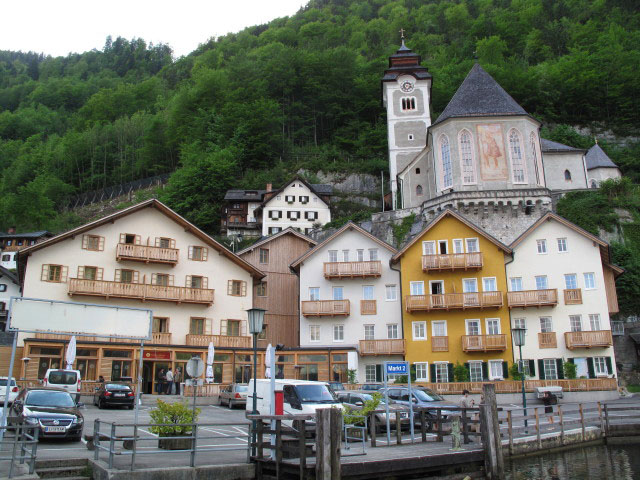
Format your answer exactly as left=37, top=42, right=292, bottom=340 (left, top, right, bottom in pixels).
left=98, top=399, right=104, bottom=409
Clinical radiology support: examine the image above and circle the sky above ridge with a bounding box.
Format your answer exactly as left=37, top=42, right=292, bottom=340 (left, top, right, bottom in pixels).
left=1, top=0, right=309, bottom=58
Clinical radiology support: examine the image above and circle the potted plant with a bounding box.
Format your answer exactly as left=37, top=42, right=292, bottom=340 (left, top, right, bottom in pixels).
left=149, top=400, right=200, bottom=450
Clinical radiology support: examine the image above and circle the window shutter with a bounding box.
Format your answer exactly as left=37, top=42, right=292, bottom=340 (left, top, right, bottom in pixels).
left=567, top=357, right=574, bottom=364
left=241, top=281, right=247, bottom=296
left=151, top=273, right=157, bottom=285
left=188, top=246, right=194, bottom=260
left=556, top=359, right=565, bottom=379
left=135, top=235, right=141, bottom=245
left=133, top=271, right=140, bottom=284
left=82, top=235, right=88, bottom=249
left=115, top=269, right=121, bottom=282
left=220, top=320, right=228, bottom=336
left=155, top=237, right=160, bottom=247
left=430, top=364, right=436, bottom=383
left=202, top=248, right=208, bottom=261
left=241, top=321, right=247, bottom=336
left=464, top=362, right=470, bottom=378
left=227, top=280, right=233, bottom=295
left=41, top=264, right=49, bottom=281
left=605, top=357, right=613, bottom=375
left=529, top=360, right=536, bottom=377
left=98, top=236, right=105, bottom=251
left=168, top=275, right=174, bottom=287
left=375, top=364, right=383, bottom=383
left=481, top=362, right=488, bottom=381
left=538, top=360, right=545, bottom=380
left=268, top=211, right=273, bottom=219
left=202, top=277, right=208, bottom=289
left=119, top=233, right=126, bottom=244
left=186, top=276, right=192, bottom=288
left=205, top=318, right=212, bottom=335
left=78, top=266, right=85, bottom=279
left=447, top=363, right=454, bottom=382
left=97, top=268, right=103, bottom=281
left=170, top=239, right=176, bottom=249
left=503, top=362, right=509, bottom=379
left=587, top=357, right=595, bottom=379
left=61, top=266, right=68, bottom=283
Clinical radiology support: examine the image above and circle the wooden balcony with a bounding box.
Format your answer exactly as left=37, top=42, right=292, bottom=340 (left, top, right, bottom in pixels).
left=564, top=289, right=583, bottom=305
left=462, top=334, right=507, bottom=352
left=431, top=336, right=449, bottom=352
left=565, top=330, right=613, bottom=349
left=405, top=292, right=503, bottom=312
left=360, top=300, right=377, bottom=315
left=507, top=289, right=558, bottom=308
left=185, top=334, right=251, bottom=348
left=422, top=253, right=483, bottom=271
left=323, top=261, right=381, bottom=279
left=151, top=332, right=172, bottom=344
left=359, top=339, right=405, bottom=356
left=116, top=243, right=179, bottom=265
left=538, top=332, right=557, bottom=348
left=68, top=278, right=214, bottom=305
left=301, top=300, right=350, bottom=317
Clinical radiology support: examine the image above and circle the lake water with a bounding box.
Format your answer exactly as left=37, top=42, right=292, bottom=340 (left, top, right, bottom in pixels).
left=506, top=442, right=640, bottom=479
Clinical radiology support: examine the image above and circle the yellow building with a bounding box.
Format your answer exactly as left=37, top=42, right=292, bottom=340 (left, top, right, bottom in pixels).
left=391, top=209, right=513, bottom=384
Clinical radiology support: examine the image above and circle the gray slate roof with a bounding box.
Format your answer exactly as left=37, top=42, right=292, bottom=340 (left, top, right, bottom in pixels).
left=0, top=230, right=51, bottom=239
left=540, top=138, right=584, bottom=153
left=311, top=184, right=333, bottom=195
left=585, top=144, right=618, bottom=169
left=433, top=63, right=527, bottom=126
left=0, top=265, right=18, bottom=285
left=223, top=190, right=266, bottom=201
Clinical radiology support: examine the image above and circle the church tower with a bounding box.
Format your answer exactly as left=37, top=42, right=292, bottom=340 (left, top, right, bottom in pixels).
left=382, top=35, right=432, bottom=210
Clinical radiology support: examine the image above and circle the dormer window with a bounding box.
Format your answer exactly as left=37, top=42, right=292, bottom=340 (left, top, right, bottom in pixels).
left=401, top=97, right=417, bottom=111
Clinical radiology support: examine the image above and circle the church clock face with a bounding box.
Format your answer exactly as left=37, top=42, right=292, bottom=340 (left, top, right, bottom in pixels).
left=400, top=80, right=414, bottom=93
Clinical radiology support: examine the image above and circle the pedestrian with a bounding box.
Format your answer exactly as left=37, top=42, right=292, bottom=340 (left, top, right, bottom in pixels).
left=98, top=375, right=105, bottom=383
left=173, top=367, right=182, bottom=396
left=543, top=391, right=556, bottom=426
left=156, top=368, right=165, bottom=394
left=165, top=367, right=174, bottom=395
left=459, top=389, right=475, bottom=409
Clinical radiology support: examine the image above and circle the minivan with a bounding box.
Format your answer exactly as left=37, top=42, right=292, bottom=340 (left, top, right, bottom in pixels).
left=43, top=369, right=82, bottom=398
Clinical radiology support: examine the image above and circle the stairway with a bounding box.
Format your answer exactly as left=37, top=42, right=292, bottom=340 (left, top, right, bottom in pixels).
left=34, top=458, right=91, bottom=479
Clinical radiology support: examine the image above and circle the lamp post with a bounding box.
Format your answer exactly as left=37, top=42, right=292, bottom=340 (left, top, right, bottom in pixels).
left=247, top=308, right=266, bottom=456
left=512, top=327, right=528, bottom=430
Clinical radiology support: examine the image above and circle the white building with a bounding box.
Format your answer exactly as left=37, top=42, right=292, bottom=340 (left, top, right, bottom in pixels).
left=540, top=139, right=588, bottom=191
left=291, top=222, right=403, bottom=383
left=0, top=266, right=20, bottom=332
left=585, top=142, right=622, bottom=188
left=259, top=177, right=332, bottom=236
left=506, top=212, right=622, bottom=380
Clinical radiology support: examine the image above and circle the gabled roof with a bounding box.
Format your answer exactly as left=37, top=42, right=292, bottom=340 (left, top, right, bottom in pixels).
left=223, top=190, right=266, bottom=201
left=290, top=222, right=396, bottom=271
left=0, top=230, right=53, bottom=239
left=585, top=143, right=618, bottom=170
left=18, top=199, right=264, bottom=279
left=540, top=138, right=585, bottom=154
left=0, top=265, right=19, bottom=285
left=432, top=63, right=527, bottom=126
left=237, top=227, right=316, bottom=256
left=391, top=209, right=511, bottom=263
left=261, top=175, right=332, bottom=208
left=382, top=40, right=432, bottom=83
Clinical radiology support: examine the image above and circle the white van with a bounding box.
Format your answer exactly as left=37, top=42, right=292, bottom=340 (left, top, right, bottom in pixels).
left=247, top=379, right=342, bottom=426
left=43, top=369, right=82, bottom=396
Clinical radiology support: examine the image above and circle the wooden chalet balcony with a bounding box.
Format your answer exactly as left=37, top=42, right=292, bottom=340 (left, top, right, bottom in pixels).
left=185, top=334, right=251, bottom=348
left=360, top=300, right=377, bottom=315
left=301, top=300, right=350, bottom=317
left=565, top=330, right=612, bottom=350
left=507, top=289, right=558, bottom=308
left=431, top=336, right=449, bottom=352
left=564, top=289, right=583, bottom=305
left=116, top=243, right=179, bottom=265
left=422, top=253, right=483, bottom=271
left=323, top=261, right=382, bottom=279
left=151, top=332, right=172, bottom=344
left=462, top=334, right=507, bottom=352
left=538, top=332, right=557, bottom=349
left=405, top=292, right=503, bottom=312
left=359, top=339, right=405, bottom=356
left=68, top=278, right=214, bottom=305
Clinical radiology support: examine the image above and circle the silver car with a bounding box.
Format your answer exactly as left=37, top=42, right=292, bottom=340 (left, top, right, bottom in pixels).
left=338, top=391, right=410, bottom=433
left=218, top=384, right=248, bottom=409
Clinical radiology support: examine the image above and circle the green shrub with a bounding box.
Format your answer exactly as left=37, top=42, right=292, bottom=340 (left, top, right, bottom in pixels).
left=343, top=392, right=382, bottom=425
left=149, top=400, right=200, bottom=436
left=347, top=369, right=357, bottom=384
left=563, top=361, right=577, bottom=380
left=453, top=362, right=470, bottom=382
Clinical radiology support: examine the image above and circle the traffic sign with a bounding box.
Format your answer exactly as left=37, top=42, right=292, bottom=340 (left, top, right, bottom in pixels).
left=186, top=357, right=204, bottom=378
left=386, top=362, right=408, bottom=375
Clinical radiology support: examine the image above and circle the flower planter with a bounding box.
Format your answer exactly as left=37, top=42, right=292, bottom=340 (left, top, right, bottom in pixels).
left=158, top=436, right=193, bottom=450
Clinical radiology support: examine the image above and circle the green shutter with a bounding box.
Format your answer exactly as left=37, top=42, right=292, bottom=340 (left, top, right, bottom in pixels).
left=375, top=364, right=382, bottom=383
left=447, top=364, right=454, bottom=383
left=529, top=360, right=536, bottom=377
left=605, top=357, right=613, bottom=376
left=587, top=358, right=595, bottom=379
left=481, top=362, right=488, bottom=381
left=503, top=362, right=509, bottom=378
left=430, top=364, right=436, bottom=383
left=556, top=359, right=565, bottom=379
left=567, top=358, right=575, bottom=364
left=538, top=360, right=545, bottom=380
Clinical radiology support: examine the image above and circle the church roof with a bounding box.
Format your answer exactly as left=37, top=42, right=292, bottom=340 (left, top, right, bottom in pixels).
left=540, top=138, right=584, bottom=153
left=433, top=64, right=527, bottom=126
left=585, top=143, right=618, bottom=170
left=382, top=40, right=432, bottom=82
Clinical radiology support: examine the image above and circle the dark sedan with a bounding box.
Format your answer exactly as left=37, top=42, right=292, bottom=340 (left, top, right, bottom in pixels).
left=9, top=388, right=84, bottom=441
left=93, top=383, right=135, bottom=409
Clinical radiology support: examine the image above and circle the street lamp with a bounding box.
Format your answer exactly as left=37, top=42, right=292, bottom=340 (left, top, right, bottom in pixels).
left=512, top=327, right=528, bottom=430
left=247, top=308, right=266, bottom=456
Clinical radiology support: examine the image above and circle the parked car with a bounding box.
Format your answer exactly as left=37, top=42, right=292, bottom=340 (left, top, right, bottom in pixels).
left=218, top=384, right=248, bottom=409
left=0, top=377, right=19, bottom=405
left=328, top=381, right=345, bottom=392
left=43, top=369, right=81, bottom=398
left=9, top=387, right=84, bottom=441
left=338, top=391, right=410, bottom=433
left=93, top=383, right=135, bottom=409
left=361, top=383, right=384, bottom=391
left=380, top=387, right=457, bottom=430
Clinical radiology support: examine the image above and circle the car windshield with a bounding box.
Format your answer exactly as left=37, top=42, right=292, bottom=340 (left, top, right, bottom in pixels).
left=417, top=389, right=444, bottom=401
left=357, top=394, right=387, bottom=405
left=0, top=379, right=16, bottom=386
left=105, top=384, right=130, bottom=390
left=47, top=372, right=78, bottom=385
left=26, top=391, right=76, bottom=407
left=413, top=389, right=438, bottom=402
left=295, top=385, right=338, bottom=404
left=235, top=385, right=248, bottom=392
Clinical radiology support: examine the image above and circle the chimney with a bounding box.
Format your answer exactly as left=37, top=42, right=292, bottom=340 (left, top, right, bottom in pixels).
left=266, top=183, right=272, bottom=192
left=8, top=226, right=16, bottom=234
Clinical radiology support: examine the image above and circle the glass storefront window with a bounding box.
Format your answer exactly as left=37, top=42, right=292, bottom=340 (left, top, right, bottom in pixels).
left=111, top=361, right=132, bottom=381
left=235, top=365, right=252, bottom=383
left=277, top=355, right=293, bottom=363
left=214, top=354, right=230, bottom=362
left=299, top=365, right=318, bottom=381
left=299, top=355, right=327, bottom=363
left=104, top=350, right=132, bottom=358
left=30, top=347, right=61, bottom=356
left=76, top=359, right=97, bottom=381
left=332, top=354, right=347, bottom=362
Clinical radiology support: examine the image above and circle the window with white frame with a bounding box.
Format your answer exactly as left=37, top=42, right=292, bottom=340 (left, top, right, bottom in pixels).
left=489, top=360, right=504, bottom=380
left=387, top=324, right=399, bottom=339
left=333, top=325, right=344, bottom=342
left=557, top=238, right=568, bottom=252
left=332, top=286, right=344, bottom=300
left=594, top=357, right=608, bottom=376
left=466, top=319, right=481, bottom=335
left=432, top=321, right=447, bottom=337
left=385, top=285, right=398, bottom=301
left=463, top=278, right=478, bottom=293
left=362, top=285, right=374, bottom=300
left=410, top=281, right=424, bottom=295
left=536, top=239, right=547, bottom=254
left=364, top=325, right=375, bottom=340
left=435, top=363, right=449, bottom=383
left=520, top=359, right=532, bottom=377
left=589, top=314, right=602, bottom=331
left=570, top=315, right=582, bottom=332
left=466, top=238, right=479, bottom=253
left=540, top=317, right=553, bottom=333
left=459, top=130, right=476, bottom=184
left=469, top=362, right=483, bottom=382
left=440, top=135, right=452, bottom=189
left=310, top=325, right=320, bottom=342
left=438, top=240, right=448, bottom=254
left=543, top=359, right=558, bottom=380
left=453, top=239, right=464, bottom=254
left=508, top=129, right=526, bottom=183
left=309, top=287, right=320, bottom=301
left=513, top=318, right=526, bottom=330
left=422, top=241, right=436, bottom=255
left=510, top=277, right=523, bottom=291
left=415, top=363, right=428, bottom=381
left=342, top=250, right=349, bottom=262
left=328, top=250, right=338, bottom=262
left=535, top=275, right=548, bottom=290
left=564, top=274, right=578, bottom=289
left=486, top=318, right=501, bottom=335
left=483, top=277, right=497, bottom=292
left=584, top=272, right=596, bottom=290
left=413, top=321, right=427, bottom=340
left=357, top=249, right=364, bottom=262
left=368, top=249, right=378, bottom=261
left=365, top=365, right=377, bottom=382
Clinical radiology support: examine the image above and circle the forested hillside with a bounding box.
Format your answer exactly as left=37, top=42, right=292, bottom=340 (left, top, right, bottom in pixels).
left=0, top=0, right=639, bottom=233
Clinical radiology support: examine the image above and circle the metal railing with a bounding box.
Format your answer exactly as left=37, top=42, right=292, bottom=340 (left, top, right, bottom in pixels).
left=0, top=424, right=39, bottom=478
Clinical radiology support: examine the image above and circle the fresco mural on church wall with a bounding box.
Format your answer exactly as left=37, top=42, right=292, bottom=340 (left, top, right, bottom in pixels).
left=477, top=124, right=508, bottom=181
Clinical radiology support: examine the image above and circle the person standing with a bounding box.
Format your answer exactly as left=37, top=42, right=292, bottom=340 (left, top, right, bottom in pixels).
left=156, top=368, right=165, bottom=394
left=165, top=367, right=174, bottom=395
left=459, top=389, right=475, bottom=409
left=173, top=367, right=182, bottom=396
left=543, top=391, right=556, bottom=426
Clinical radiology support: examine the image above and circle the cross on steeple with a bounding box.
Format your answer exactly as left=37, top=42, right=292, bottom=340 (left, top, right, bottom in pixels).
left=399, top=28, right=405, bottom=40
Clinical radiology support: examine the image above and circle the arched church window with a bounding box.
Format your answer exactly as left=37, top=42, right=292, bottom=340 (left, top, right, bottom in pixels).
left=416, top=185, right=423, bottom=196
left=459, top=130, right=476, bottom=184
left=508, top=129, right=526, bottom=184
left=440, top=135, right=453, bottom=189
left=590, top=180, right=598, bottom=189
left=564, top=170, right=572, bottom=181
left=530, top=132, right=543, bottom=186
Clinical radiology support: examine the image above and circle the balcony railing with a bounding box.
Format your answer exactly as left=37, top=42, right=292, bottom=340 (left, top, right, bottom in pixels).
left=405, top=292, right=503, bottom=312
left=461, top=334, right=507, bottom=352
left=507, top=289, right=558, bottom=308
left=68, top=278, right=214, bottom=305
left=564, top=288, right=583, bottom=305
left=323, top=261, right=382, bottom=279
left=301, top=300, right=350, bottom=317
left=422, top=253, right=483, bottom=271
left=565, top=330, right=613, bottom=349
left=431, top=336, right=449, bottom=352
left=152, top=332, right=172, bottom=344
left=116, top=243, right=179, bottom=265
left=538, top=332, right=557, bottom=348
left=360, top=300, right=377, bottom=315
left=186, top=334, right=251, bottom=348
left=359, top=339, right=405, bottom=356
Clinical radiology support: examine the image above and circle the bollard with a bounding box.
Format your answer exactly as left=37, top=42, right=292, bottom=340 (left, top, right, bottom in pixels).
left=451, top=415, right=462, bottom=451
left=480, top=384, right=504, bottom=480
